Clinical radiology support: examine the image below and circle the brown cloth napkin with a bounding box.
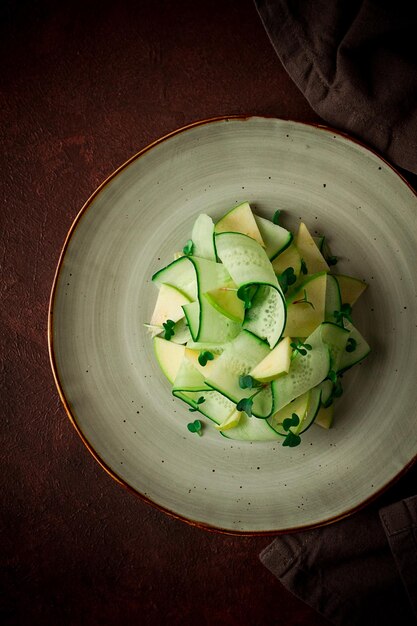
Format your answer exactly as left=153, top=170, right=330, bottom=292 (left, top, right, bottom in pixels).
left=260, top=495, right=417, bottom=625
left=254, top=0, right=417, bottom=175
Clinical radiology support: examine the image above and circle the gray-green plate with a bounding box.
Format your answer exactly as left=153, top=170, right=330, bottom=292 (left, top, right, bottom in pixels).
left=49, top=116, right=417, bottom=534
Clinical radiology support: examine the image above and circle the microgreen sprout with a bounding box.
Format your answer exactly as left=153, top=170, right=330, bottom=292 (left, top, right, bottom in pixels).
left=188, top=396, right=206, bottom=412
left=183, top=239, right=194, bottom=256
left=238, top=375, right=261, bottom=390
left=334, top=303, right=353, bottom=325
left=282, top=413, right=301, bottom=447
left=187, top=419, right=203, bottom=435
left=300, top=259, right=308, bottom=275
left=272, top=209, right=281, bottom=225
left=237, top=284, right=258, bottom=310
left=323, top=374, right=343, bottom=407
left=236, top=383, right=265, bottom=417
left=345, top=337, right=357, bottom=353
left=236, top=397, right=254, bottom=417
left=198, top=351, right=214, bottom=367
left=162, top=319, right=176, bottom=340
left=278, top=267, right=296, bottom=294
left=293, top=289, right=315, bottom=309
left=328, top=369, right=337, bottom=383
left=290, top=340, right=313, bottom=357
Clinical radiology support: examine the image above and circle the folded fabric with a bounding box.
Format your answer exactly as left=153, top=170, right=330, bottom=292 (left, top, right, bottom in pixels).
left=254, top=0, right=417, bottom=175
left=260, top=495, right=417, bottom=625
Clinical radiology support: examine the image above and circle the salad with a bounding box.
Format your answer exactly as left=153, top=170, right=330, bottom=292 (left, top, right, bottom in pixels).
left=147, top=202, right=370, bottom=447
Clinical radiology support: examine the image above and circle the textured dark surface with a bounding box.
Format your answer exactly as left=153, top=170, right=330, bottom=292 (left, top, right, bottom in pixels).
left=1, top=1, right=415, bottom=625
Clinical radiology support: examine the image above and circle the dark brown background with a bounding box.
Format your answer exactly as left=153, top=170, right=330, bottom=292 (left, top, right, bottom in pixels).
left=1, top=1, right=416, bottom=625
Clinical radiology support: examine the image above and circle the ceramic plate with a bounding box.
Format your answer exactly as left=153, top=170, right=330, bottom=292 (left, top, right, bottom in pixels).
left=49, top=116, right=417, bottom=534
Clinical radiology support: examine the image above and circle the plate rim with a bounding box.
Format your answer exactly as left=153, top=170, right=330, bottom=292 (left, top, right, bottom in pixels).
left=48, top=114, right=417, bottom=535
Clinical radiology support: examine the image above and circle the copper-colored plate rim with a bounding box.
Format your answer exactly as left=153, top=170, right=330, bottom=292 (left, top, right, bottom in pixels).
left=48, top=114, right=417, bottom=536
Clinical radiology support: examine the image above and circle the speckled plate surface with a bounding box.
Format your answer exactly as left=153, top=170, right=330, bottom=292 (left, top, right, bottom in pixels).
left=49, top=116, right=417, bottom=534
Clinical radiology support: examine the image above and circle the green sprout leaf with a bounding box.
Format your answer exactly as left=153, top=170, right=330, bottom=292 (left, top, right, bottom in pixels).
left=162, top=319, right=176, bottom=340
left=236, top=397, right=253, bottom=417
left=238, top=375, right=261, bottom=390
left=328, top=369, right=337, bottom=383
left=345, top=337, right=357, bottom=353
left=282, top=413, right=300, bottom=432
left=334, top=303, right=353, bottom=325
left=188, top=396, right=206, bottom=412
left=237, top=284, right=258, bottom=310
left=272, top=210, right=281, bottom=225
left=198, top=351, right=214, bottom=367
left=187, top=419, right=203, bottom=435
left=293, top=289, right=315, bottom=309
left=300, top=259, right=308, bottom=275
left=333, top=379, right=343, bottom=398
left=290, top=340, right=312, bottom=358
left=323, top=376, right=343, bottom=407
left=278, top=267, right=296, bottom=294
left=282, top=431, right=301, bottom=447
left=183, top=239, right=194, bottom=256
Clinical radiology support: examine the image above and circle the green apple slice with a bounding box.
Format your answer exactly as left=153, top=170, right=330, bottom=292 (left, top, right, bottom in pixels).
left=214, top=409, right=242, bottom=431
left=249, top=336, right=292, bottom=382
left=150, top=283, right=192, bottom=329
left=315, top=403, right=334, bottom=429
left=295, top=222, right=329, bottom=274
left=203, top=286, right=244, bottom=323
left=214, top=201, right=265, bottom=247
left=268, top=392, right=310, bottom=435
left=335, top=274, right=367, bottom=306
left=283, top=273, right=327, bottom=338
left=153, top=337, right=185, bottom=383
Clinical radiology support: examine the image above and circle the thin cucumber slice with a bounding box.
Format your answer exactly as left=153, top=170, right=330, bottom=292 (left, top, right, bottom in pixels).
left=338, top=321, right=371, bottom=373
left=152, top=256, right=197, bottom=301
left=254, top=214, right=292, bottom=261
left=272, top=323, right=331, bottom=413
left=180, top=256, right=241, bottom=343
left=320, top=321, right=350, bottom=373
left=221, top=412, right=281, bottom=441
left=186, top=339, right=225, bottom=354
left=215, top=232, right=286, bottom=347
left=191, top=214, right=216, bottom=262
left=182, top=301, right=200, bottom=341
left=175, top=389, right=281, bottom=441
left=325, top=274, right=342, bottom=322
left=178, top=389, right=236, bottom=425
left=318, top=378, right=334, bottom=406
left=243, top=284, right=287, bottom=348
left=215, top=232, right=277, bottom=285
left=204, top=330, right=274, bottom=418
left=298, top=384, right=322, bottom=434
